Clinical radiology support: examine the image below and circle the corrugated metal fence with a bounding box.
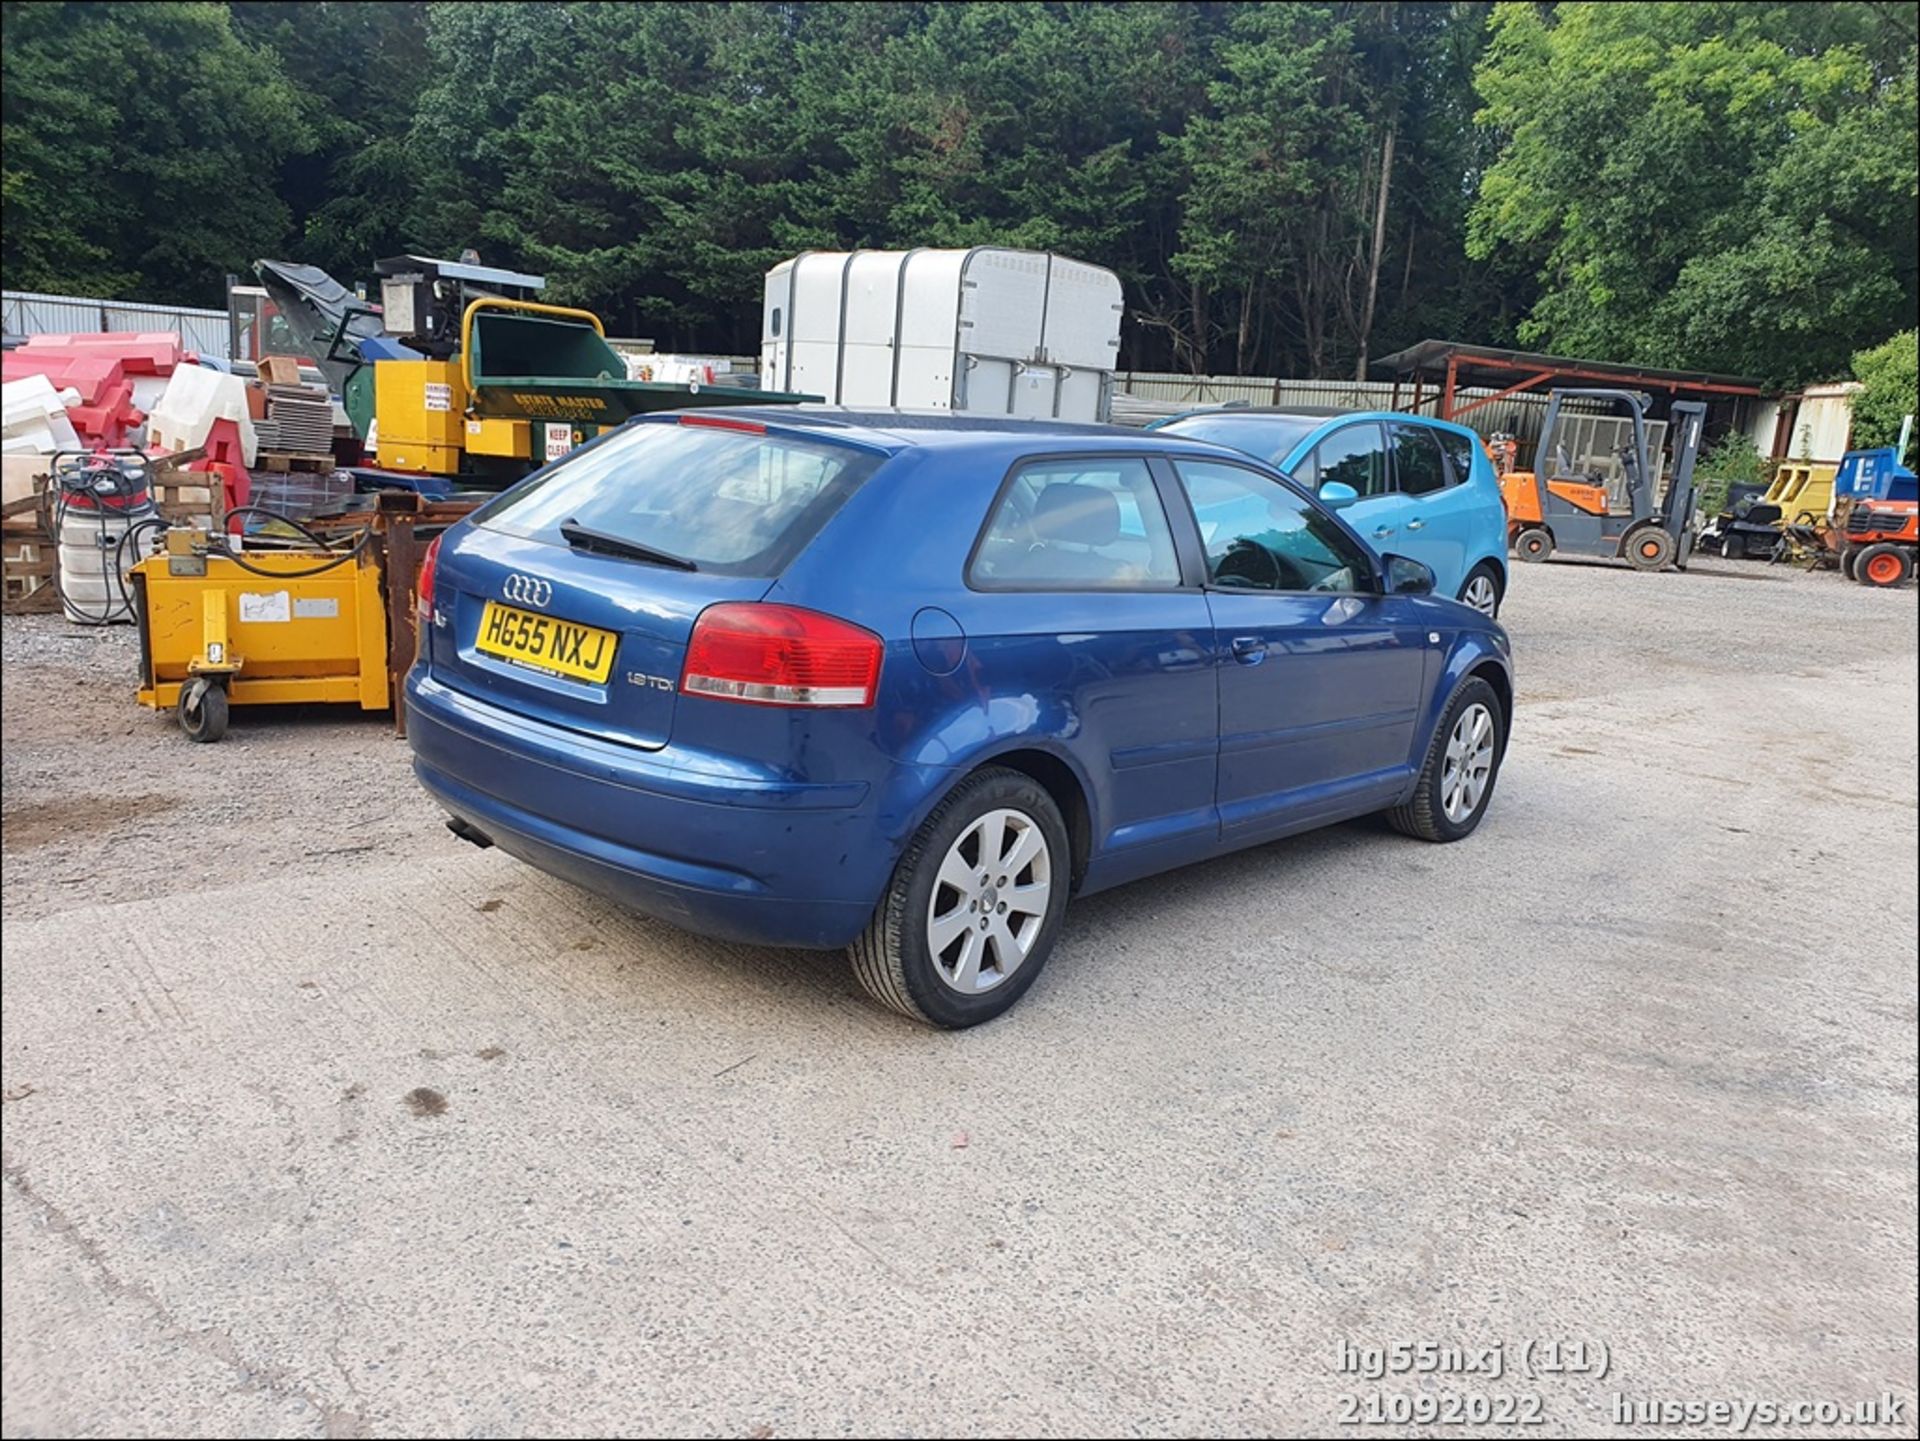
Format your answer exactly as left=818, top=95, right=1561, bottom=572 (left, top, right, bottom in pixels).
left=3, top=289, right=231, bottom=359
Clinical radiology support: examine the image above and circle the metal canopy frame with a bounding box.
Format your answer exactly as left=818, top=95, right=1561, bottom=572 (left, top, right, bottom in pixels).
left=1372, top=340, right=1765, bottom=422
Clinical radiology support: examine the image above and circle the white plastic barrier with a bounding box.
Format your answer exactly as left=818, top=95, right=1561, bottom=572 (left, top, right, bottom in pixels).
left=145, top=363, right=257, bottom=464
left=1, top=373, right=83, bottom=455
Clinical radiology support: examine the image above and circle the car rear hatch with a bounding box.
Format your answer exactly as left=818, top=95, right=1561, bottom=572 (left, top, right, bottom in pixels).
left=425, top=414, right=886, bottom=751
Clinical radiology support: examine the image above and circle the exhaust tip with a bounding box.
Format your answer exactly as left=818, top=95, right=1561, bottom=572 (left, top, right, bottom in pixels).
left=445, top=816, right=494, bottom=850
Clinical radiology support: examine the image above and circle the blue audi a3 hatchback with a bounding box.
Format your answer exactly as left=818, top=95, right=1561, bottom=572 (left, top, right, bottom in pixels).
left=408, top=410, right=1512, bottom=1027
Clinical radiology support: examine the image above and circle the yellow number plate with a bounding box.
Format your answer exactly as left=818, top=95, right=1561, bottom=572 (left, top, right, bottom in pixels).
left=475, top=601, right=618, bottom=685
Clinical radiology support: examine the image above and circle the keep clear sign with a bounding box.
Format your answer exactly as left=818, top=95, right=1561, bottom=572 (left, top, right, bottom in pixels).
left=545, top=423, right=576, bottom=463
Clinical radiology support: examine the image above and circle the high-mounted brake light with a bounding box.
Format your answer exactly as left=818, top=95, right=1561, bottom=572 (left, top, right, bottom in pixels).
left=416, top=534, right=442, bottom=619
left=678, top=413, right=767, bottom=434
left=682, top=603, right=882, bottom=708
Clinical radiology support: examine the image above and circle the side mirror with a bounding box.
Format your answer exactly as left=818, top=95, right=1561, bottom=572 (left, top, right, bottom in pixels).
left=1319, top=481, right=1360, bottom=509
left=1384, top=553, right=1434, bottom=596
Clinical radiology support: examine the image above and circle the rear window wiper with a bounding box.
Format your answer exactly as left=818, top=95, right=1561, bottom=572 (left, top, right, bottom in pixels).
left=559, top=519, right=697, bottom=571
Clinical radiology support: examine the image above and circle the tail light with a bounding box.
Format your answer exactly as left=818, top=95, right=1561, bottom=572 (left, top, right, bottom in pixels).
left=416, top=534, right=442, bottom=620
left=682, top=603, right=882, bottom=708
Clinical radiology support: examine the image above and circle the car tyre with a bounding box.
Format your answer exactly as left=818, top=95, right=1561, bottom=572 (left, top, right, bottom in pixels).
left=1513, top=527, right=1553, bottom=563
left=1387, top=677, right=1506, bottom=843
left=850, top=766, right=1071, bottom=1028
left=1458, top=563, right=1503, bottom=617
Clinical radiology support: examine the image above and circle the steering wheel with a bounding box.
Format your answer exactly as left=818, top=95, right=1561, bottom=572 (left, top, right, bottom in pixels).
left=1213, top=538, right=1284, bottom=589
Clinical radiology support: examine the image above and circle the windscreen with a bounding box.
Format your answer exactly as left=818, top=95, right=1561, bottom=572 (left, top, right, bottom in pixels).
left=1160, top=413, right=1321, bottom=467
left=475, top=421, right=882, bottom=576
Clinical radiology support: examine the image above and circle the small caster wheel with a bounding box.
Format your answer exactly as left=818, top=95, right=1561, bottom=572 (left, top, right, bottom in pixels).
left=178, top=679, right=229, bottom=743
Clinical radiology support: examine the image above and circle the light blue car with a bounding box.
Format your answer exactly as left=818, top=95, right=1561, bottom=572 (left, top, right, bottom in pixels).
left=1150, top=408, right=1510, bottom=616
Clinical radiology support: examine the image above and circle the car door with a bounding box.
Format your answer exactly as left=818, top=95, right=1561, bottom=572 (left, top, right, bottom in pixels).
left=1167, top=456, right=1431, bottom=842
left=1306, top=421, right=1407, bottom=549
left=1430, top=422, right=1509, bottom=573
left=1386, top=421, right=1470, bottom=595
left=960, top=454, right=1220, bottom=865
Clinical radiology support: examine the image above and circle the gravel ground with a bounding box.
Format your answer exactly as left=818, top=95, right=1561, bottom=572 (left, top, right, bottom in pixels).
left=3, top=555, right=1915, bottom=1438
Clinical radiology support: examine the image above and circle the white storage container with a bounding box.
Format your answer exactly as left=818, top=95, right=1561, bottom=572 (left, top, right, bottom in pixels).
left=761, top=248, right=1124, bottom=422
left=57, top=500, right=155, bottom=624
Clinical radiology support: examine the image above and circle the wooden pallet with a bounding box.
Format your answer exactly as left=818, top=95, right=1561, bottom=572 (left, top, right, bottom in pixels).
left=255, top=450, right=336, bottom=474
left=2, top=544, right=57, bottom=612
left=2, top=489, right=56, bottom=610
left=151, top=473, right=217, bottom=526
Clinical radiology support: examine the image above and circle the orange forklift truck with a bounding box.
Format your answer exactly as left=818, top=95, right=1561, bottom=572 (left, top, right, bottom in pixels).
left=1502, top=388, right=1705, bottom=572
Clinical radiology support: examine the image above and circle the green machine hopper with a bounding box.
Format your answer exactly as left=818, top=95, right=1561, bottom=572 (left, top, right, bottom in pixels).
left=462, top=299, right=815, bottom=426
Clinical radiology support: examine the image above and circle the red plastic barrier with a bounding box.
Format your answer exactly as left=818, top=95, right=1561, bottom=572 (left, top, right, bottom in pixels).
left=2, top=333, right=189, bottom=448
left=7, top=332, right=183, bottom=375
left=189, top=417, right=252, bottom=518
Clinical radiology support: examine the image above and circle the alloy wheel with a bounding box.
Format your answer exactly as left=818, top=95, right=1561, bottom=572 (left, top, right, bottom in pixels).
left=1463, top=574, right=1498, bottom=615
left=926, top=808, right=1052, bottom=994
left=1441, top=702, right=1496, bottom=824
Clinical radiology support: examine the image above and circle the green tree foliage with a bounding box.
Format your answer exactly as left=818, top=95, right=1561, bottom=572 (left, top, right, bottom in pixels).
left=1694, top=429, right=1772, bottom=519
left=0, top=1, right=308, bottom=304
left=1469, top=1, right=1919, bottom=389
left=1850, top=330, right=1918, bottom=451
left=229, top=2, right=429, bottom=279
left=3, top=1, right=1916, bottom=383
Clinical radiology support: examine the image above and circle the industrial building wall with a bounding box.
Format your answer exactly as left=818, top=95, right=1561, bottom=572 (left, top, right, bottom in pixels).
left=3, top=289, right=231, bottom=359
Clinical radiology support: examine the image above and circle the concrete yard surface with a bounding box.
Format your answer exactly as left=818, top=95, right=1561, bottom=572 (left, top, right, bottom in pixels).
left=3, top=557, right=1916, bottom=1438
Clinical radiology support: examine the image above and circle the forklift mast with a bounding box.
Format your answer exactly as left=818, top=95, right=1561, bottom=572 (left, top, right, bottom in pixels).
left=1663, top=401, right=1706, bottom=551
left=1537, top=388, right=1654, bottom=520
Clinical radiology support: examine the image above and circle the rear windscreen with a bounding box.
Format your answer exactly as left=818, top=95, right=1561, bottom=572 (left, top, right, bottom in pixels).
left=474, top=421, right=882, bottom=576
left=1160, top=413, right=1320, bottom=467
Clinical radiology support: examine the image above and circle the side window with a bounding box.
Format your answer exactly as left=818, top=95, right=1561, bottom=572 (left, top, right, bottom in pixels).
left=1434, top=426, right=1476, bottom=486
left=1313, top=423, right=1390, bottom=497
left=1391, top=423, right=1450, bottom=496
left=1290, top=449, right=1318, bottom=489
left=1175, top=459, right=1371, bottom=595
left=970, top=457, right=1181, bottom=590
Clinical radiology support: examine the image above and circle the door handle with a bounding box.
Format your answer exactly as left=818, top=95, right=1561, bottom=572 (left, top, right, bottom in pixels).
left=1405, top=518, right=1425, bottom=531
left=1229, top=635, right=1266, bottom=664
left=1373, top=525, right=1396, bottom=539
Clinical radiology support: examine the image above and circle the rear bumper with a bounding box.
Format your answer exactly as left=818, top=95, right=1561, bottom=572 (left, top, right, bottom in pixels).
left=406, top=669, right=885, bottom=949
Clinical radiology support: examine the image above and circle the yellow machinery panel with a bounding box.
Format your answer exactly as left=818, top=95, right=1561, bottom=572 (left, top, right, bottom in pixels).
left=375, top=359, right=466, bottom=474
left=1764, top=461, right=1838, bottom=523
left=132, top=545, right=390, bottom=714
left=464, top=415, right=531, bottom=460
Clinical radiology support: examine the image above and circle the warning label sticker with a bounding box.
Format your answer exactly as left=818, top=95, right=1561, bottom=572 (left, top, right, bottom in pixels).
left=239, top=591, right=291, bottom=624
left=424, top=382, right=453, bottom=413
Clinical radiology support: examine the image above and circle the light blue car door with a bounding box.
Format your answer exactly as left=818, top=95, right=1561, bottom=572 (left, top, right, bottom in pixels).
left=1294, top=422, right=1408, bottom=552
left=1384, top=421, right=1469, bottom=594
